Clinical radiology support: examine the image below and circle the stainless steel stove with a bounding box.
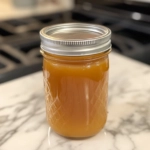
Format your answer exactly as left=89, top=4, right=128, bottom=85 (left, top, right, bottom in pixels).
left=1, top=1, right=150, bottom=83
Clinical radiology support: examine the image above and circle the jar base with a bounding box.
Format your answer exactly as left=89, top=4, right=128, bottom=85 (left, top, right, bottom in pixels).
left=51, top=128, right=104, bottom=139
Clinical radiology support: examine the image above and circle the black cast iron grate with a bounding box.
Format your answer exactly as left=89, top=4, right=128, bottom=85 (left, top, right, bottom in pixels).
left=0, top=8, right=150, bottom=83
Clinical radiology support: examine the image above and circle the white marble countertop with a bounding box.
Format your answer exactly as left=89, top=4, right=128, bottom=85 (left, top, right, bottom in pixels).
left=1, top=52, right=150, bottom=150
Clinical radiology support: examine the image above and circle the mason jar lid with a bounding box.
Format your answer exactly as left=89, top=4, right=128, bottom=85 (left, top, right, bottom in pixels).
left=40, top=23, right=111, bottom=56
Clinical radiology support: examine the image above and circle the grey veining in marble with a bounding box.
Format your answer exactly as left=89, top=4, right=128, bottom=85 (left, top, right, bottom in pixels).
left=0, top=52, right=150, bottom=150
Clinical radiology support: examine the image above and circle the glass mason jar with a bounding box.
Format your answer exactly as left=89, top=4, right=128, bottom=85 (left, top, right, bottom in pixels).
left=40, top=23, right=111, bottom=138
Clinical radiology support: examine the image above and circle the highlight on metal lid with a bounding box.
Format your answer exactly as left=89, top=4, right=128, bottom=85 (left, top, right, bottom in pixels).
left=40, top=23, right=111, bottom=56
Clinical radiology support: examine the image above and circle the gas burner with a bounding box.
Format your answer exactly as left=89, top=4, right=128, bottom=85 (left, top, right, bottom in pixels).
left=0, top=8, right=150, bottom=83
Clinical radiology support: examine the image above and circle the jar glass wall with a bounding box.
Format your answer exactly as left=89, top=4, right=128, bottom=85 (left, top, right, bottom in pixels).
left=41, top=50, right=110, bottom=138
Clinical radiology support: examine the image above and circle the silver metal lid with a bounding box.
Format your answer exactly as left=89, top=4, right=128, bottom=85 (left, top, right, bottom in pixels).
left=40, top=23, right=111, bottom=56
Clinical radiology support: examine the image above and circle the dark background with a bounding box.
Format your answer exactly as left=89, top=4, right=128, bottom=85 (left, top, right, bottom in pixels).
left=0, top=0, right=150, bottom=83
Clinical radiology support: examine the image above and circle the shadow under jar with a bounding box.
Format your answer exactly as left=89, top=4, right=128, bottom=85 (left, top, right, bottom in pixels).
left=40, top=23, right=111, bottom=138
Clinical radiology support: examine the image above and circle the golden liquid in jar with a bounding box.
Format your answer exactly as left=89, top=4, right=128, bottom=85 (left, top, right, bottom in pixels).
left=42, top=51, right=109, bottom=138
